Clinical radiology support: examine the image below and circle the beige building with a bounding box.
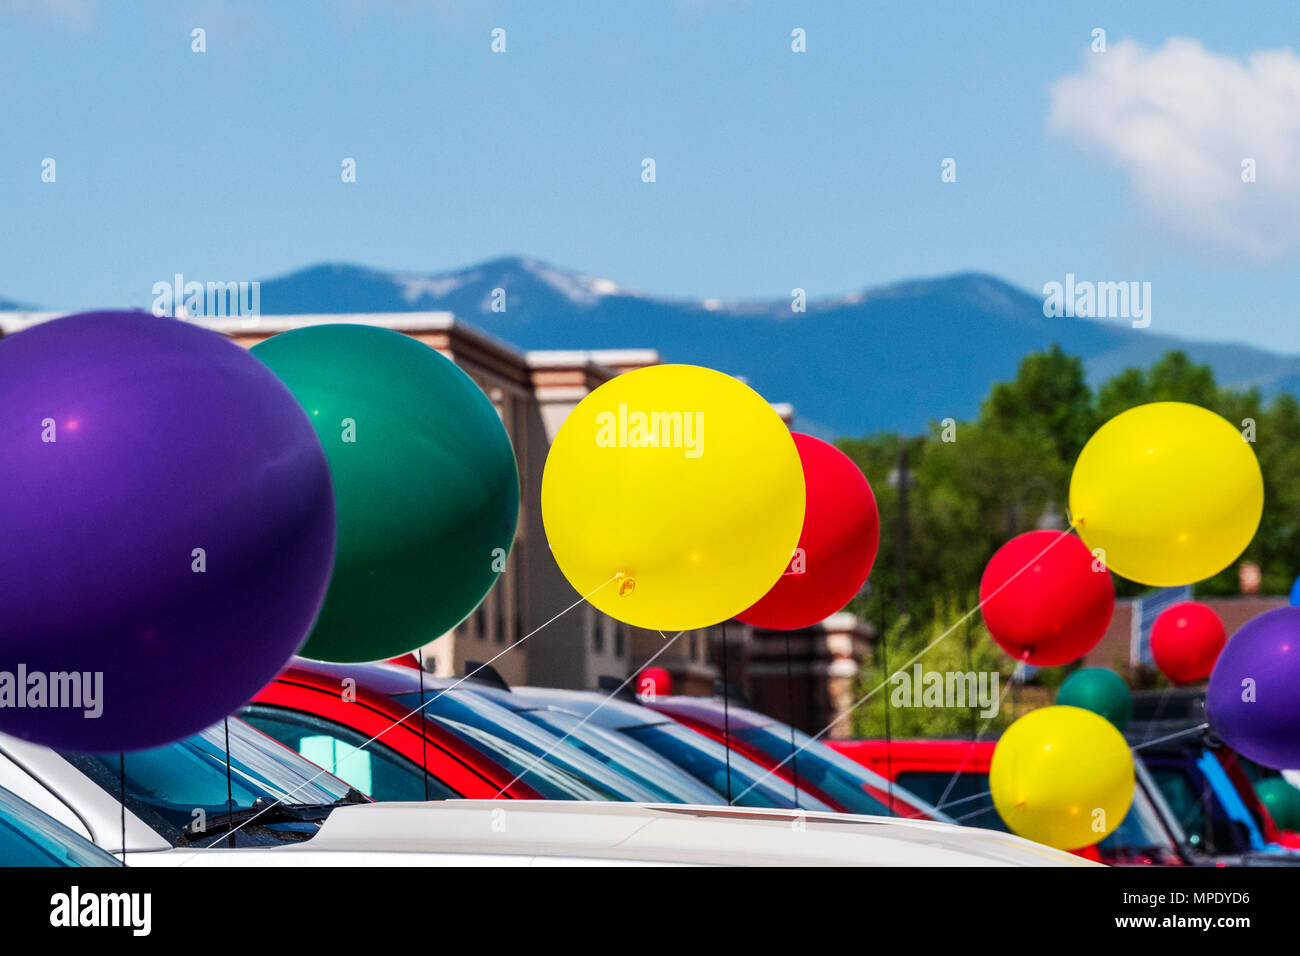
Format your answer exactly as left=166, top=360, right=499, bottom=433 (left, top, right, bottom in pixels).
left=0, top=309, right=871, bottom=734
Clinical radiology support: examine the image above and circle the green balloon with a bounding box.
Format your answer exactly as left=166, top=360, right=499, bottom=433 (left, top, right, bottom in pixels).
left=1057, top=667, right=1132, bottom=731
left=1256, top=777, right=1300, bottom=831
left=252, top=325, right=519, bottom=662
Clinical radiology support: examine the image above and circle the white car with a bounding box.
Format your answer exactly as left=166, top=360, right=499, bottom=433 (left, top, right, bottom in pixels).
left=0, top=715, right=1097, bottom=867
left=123, top=798, right=1099, bottom=867
left=0, top=718, right=363, bottom=862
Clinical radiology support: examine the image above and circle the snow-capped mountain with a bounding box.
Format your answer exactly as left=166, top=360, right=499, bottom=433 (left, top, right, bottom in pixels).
left=7, top=257, right=1299, bottom=436
left=249, top=256, right=1300, bottom=436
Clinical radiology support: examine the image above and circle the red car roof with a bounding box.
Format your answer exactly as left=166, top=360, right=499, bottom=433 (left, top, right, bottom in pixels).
left=275, top=656, right=446, bottom=696
left=829, top=739, right=996, bottom=774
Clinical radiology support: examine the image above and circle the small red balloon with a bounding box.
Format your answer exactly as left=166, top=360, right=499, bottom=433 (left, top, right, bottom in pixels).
left=980, top=530, right=1115, bottom=666
left=1151, top=601, right=1226, bottom=683
left=738, top=434, right=880, bottom=630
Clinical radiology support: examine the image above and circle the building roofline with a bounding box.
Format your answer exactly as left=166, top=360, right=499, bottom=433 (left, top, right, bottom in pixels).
left=0, top=310, right=529, bottom=364
left=525, top=348, right=660, bottom=370
left=0, top=312, right=795, bottom=416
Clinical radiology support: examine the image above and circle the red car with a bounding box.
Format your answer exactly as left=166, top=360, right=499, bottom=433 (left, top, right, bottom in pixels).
left=829, top=739, right=1186, bottom=865
left=641, top=695, right=948, bottom=820
left=243, top=659, right=658, bottom=803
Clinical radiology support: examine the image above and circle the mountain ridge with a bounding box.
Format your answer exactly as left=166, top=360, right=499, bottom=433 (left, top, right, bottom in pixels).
left=6, top=258, right=1298, bottom=436
left=253, top=256, right=1300, bottom=435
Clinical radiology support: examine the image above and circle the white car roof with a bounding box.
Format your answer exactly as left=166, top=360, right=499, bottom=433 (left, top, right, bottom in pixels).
left=134, top=800, right=1098, bottom=867
left=0, top=732, right=168, bottom=853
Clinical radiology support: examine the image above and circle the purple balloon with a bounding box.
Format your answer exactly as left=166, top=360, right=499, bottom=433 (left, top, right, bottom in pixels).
left=0, top=312, right=335, bottom=751
left=1207, top=606, right=1300, bottom=769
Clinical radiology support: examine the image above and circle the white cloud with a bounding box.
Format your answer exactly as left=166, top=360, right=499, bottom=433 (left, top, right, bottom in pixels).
left=1048, top=38, right=1300, bottom=261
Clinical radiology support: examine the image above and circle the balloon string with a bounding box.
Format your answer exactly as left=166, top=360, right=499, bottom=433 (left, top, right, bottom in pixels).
left=938, top=724, right=1209, bottom=826
left=965, top=614, right=976, bottom=741
left=179, top=572, right=622, bottom=861
left=224, top=717, right=235, bottom=849
left=119, top=752, right=126, bottom=867
left=417, top=647, right=430, bottom=801
left=933, top=663, right=1017, bottom=812
left=489, top=629, right=687, bottom=798
left=721, top=620, right=732, bottom=805
left=879, top=599, right=894, bottom=814
left=1130, top=722, right=1207, bottom=752
left=1140, top=687, right=1173, bottom=743
left=783, top=629, right=798, bottom=806
left=1140, top=619, right=1181, bottom=744
left=730, top=526, right=1080, bottom=805
left=951, top=799, right=997, bottom=824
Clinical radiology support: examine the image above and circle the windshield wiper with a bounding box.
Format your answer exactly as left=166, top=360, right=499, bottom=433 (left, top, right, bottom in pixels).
left=180, top=788, right=366, bottom=843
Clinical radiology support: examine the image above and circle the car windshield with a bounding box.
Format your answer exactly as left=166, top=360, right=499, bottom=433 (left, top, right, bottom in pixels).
left=241, top=705, right=461, bottom=802
left=735, top=725, right=953, bottom=821
left=0, top=784, right=120, bottom=867
left=517, top=708, right=724, bottom=804
left=1098, top=783, right=1177, bottom=857
left=393, top=691, right=659, bottom=802
left=58, top=719, right=354, bottom=844
left=622, top=722, right=833, bottom=811
left=1149, top=765, right=1213, bottom=850
left=900, top=768, right=1177, bottom=857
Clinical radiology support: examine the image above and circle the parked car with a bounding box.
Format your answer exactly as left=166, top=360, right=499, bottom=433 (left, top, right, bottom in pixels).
left=244, top=658, right=664, bottom=803
left=641, top=694, right=953, bottom=820
left=1130, top=688, right=1300, bottom=862
left=0, top=717, right=363, bottom=860
left=124, top=799, right=1100, bottom=867
left=454, top=670, right=834, bottom=810
left=0, top=783, right=121, bottom=867
left=425, top=667, right=724, bottom=804
left=1128, top=724, right=1300, bottom=864
left=829, top=738, right=1184, bottom=865
left=1232, top=753, right=1300, bottom=847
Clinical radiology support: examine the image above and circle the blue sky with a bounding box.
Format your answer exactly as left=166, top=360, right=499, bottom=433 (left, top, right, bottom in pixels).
left=2, top=0, right=1299, bottom=353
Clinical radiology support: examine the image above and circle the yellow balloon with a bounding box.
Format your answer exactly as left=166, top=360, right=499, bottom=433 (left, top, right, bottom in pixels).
left=990, top=705, right=1134, bottom=851
left=541, top=364, right=804, bottom=631
left=1069, top=402, right=1263, bottom=586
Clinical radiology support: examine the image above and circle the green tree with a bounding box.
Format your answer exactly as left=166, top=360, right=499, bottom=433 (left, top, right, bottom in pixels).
left=840, top=349, right=1081, bottom=627
left=981, top=344, right=1097, bottom=464
left=850, top=599, right=1015, bottom=738
left=837, top=345, right=1300, bottom=716
left=1095, top=350, right=1218, bottom=422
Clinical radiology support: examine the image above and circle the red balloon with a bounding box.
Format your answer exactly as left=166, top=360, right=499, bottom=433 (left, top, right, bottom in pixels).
left=1151, top=601, right=1226, bottom=683
left=980, top=530, right=1115, bottom=666
left=738, top=434, right=880, bottom=630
